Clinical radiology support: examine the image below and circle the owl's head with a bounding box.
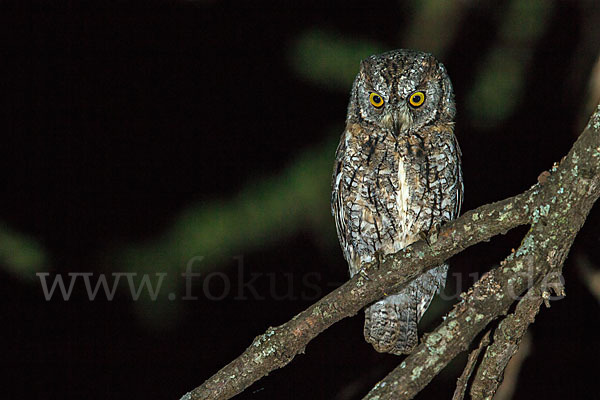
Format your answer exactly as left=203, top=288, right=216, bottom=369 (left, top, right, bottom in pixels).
left=347, top=49, right=455, bottom=136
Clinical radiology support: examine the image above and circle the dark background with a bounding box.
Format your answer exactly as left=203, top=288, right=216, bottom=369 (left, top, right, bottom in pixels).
left=4, top=1, right=600, bottom=399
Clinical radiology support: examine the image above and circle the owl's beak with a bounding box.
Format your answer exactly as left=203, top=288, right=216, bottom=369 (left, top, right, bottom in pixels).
left=382, top=106, right=412, bottom=138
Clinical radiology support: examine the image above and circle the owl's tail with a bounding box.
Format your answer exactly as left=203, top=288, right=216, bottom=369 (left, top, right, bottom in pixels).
left=363, top=264, right=448, bottom=355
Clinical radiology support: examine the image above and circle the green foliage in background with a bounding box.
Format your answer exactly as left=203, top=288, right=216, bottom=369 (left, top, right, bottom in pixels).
left=119, top=137, right=338, bottom=277
left=400, top=0, right=465, bottom=58
left=0, top=223, right=46, bottom=280
left=467, top=0, right=554, bottom=126
left=117, top=137, right=339, bottom=326
left=290, top=29, right=386, bottom=91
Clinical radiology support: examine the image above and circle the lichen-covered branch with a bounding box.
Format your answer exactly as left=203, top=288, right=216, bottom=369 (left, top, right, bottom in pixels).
left=468, top=282, right=545, bottom=399
left=468, top=243, right=568, bottom=399
left=181, top=104, right=600, bottom=400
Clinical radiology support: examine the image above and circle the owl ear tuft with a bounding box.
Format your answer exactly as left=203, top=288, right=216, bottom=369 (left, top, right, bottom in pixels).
left=358, top=60, right=370, bottom=80
left=359, top=58, right=368, bottom=71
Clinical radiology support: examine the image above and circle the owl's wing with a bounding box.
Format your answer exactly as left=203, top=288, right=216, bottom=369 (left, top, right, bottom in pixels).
left=452, top=135, right=464, bottom=219
left=331, top=129, right=351, bottom=267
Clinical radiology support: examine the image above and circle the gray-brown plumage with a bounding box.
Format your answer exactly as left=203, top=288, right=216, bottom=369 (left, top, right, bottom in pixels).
left=331, top=49, right=463, bottom=355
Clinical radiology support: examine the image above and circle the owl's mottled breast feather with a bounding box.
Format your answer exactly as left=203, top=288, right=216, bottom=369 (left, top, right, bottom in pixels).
left=331, top=122, right=462, bottom=275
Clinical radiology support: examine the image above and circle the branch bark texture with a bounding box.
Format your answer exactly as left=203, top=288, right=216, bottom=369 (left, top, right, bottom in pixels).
left=182, top=104, right=600, bottom=400
left=468, top=283, right=542, bottom=399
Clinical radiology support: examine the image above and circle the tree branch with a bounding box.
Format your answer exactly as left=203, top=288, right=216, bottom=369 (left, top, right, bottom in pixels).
left=181, top=104, right=600, bottom=400
left=468, top=281, right=545, bottom=399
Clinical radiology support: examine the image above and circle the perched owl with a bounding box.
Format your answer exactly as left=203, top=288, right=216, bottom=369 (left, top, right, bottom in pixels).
left=331, top=50, right=463, bottom=355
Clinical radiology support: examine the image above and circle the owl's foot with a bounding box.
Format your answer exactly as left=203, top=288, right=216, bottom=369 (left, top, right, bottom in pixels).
left=419, top=222, right=443, bottom=246
left=357, top=251, right=387, bottom=282
left=418, top=231, right=430, bottom=246
left=374, top=249, right=387, bottom=267
left=358, top=268, right=370, bottom=281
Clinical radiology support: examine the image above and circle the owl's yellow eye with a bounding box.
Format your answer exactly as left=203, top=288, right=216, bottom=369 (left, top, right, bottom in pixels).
left=408, top=91, right=426, bottom=108
left=369, top=92, right=384, bottom=108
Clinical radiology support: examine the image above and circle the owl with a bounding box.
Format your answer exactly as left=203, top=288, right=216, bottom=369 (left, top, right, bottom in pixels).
left=331, top=49, right=462, bottom=355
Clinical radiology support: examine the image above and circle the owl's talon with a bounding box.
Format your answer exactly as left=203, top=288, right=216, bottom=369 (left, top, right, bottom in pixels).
left=419, top=231, right=434, bottom=247
left=375, top=251, right=386, bottom=267
left=421, top=223, right=443, bottom=246
left=358, top=268, right=370, bottom=281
